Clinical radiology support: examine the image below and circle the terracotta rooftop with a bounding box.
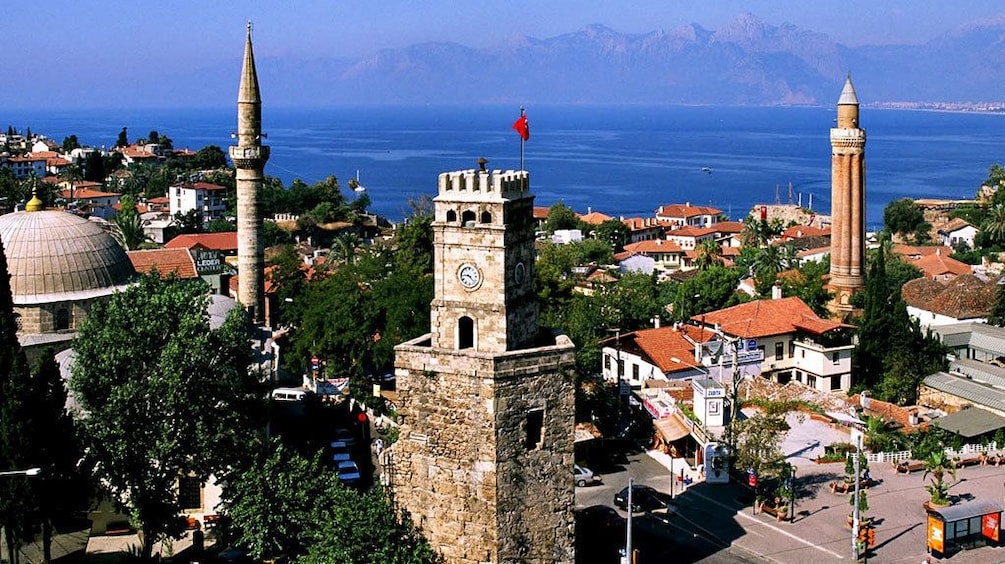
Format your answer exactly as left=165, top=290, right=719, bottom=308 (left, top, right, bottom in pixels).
left=127, top=248, right=198, bottom=279
left=533, top=206, right=550, bottom=220
left=655, top=203, right=722, bottom=218
left=613, top=324, right=713, bottom=374
left=623, top=239, right=684, bottom=254
left=712, top=221, right=744, bottom=234
left=580, top=211, right=614, bottom=225
left=59, top=187, right=120, bottom=200
left=937, top=218, right=975, bottom=234
left=781, top=225, right=831, bottom=241
left=911, top=251, right=972, bottom=279
left=174, top=181, right=227, bottom=192
left=903, top=274, right=996, bottom=320
left=694, top=296, right=852, bottom=339
left=164, top=232, right=238, bottom=251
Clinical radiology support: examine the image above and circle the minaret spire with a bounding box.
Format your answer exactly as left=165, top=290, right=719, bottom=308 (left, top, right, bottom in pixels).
left=230, top=22, right=270, bottom=324
left=828, top=73, right=866, bottom=317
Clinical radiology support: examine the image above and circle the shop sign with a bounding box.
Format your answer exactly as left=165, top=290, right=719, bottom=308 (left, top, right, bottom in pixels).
left=928, top=515, right=944, bottom=553
left=192, top=249, right=223, bottom=275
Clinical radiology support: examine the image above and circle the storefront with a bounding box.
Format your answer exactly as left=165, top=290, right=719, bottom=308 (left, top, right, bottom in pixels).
left=927, top=499, right=1002, bottom=558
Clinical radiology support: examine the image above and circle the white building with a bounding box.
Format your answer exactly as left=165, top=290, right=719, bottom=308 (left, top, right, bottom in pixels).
left=694, top=296, right=856, bottom=392
left=169, top=182, right=229, bottom=225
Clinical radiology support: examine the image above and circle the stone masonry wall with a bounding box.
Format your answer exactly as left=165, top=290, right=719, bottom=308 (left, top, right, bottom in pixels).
left=391, top=335, right=576, bottom=563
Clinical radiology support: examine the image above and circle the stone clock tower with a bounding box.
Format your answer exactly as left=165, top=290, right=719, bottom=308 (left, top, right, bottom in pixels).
left=391, top=163, right=576, bottom=563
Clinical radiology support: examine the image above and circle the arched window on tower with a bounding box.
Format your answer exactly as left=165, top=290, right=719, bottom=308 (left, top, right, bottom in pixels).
left=461, top=210, right=476, bottom=227
left=458, top=316, right=475, bottom=350
left=480, top=211, right=492, bottom=224
left=55, top=308, right=70, bottom=331
left=446, top=209, right=457, bottom=223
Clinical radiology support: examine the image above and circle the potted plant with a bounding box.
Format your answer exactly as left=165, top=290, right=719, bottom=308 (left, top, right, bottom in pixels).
left=848, top=488, right=869, bottom=527
left=923, top=451, right=957, bottom=508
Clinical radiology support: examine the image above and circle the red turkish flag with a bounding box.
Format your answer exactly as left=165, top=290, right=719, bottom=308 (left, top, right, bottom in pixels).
left=512, top=112, right=529, bottom=141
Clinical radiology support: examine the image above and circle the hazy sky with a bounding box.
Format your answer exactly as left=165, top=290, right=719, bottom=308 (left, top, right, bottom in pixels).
left=5, top=1, right=1003, bottom=67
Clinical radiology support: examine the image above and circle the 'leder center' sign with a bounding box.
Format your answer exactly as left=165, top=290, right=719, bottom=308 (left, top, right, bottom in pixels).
left=192, top=249, right=223, bottom=275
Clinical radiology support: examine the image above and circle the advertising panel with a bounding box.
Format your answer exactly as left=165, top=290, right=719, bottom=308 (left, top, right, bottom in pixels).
left=983, top=512, right=1000, bottom=542
left=928, top=515, right=944, bottom=554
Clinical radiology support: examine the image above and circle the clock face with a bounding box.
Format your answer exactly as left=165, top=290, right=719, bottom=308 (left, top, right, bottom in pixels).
left=514, top=262, right=526, bottom=284
left=458, top=263, right=481, bottom=289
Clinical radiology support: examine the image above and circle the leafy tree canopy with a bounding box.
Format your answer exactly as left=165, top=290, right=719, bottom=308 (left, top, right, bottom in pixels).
left=883, top=198, right=931, bottom=244
left=543, top=202, right=583, bottom=233
left=70, top=274, right=262, bottom=559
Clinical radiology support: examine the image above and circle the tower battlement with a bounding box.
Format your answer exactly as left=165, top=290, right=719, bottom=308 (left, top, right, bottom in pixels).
left=437, top=169, right=528, bottom=200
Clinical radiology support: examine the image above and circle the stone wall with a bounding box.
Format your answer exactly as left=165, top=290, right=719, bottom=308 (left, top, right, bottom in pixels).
left=390, top=334, right=576, bottom=563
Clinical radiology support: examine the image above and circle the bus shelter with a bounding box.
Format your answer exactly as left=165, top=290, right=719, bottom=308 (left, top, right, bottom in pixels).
left=927, top=499, right=1002, bottom=558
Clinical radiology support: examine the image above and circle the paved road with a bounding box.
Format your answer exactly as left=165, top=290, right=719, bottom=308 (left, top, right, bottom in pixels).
left=576, top=447, right=1005, bottom=563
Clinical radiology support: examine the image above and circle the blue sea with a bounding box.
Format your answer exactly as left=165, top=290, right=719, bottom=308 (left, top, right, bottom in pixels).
left=4, top=105, right=1003, bottom=229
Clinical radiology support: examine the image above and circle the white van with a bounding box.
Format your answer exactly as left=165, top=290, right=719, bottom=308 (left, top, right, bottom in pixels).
left=271, top=387, right=308, bottom=402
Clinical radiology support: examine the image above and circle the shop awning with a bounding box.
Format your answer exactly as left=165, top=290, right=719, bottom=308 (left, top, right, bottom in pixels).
left=655, top=414, right=691, bottom=442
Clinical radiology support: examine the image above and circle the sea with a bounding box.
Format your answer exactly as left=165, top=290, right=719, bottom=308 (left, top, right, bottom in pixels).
left=5, top=105, right=1004, bottom=230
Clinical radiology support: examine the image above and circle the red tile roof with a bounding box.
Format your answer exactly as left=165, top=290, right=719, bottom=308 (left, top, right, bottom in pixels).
left=712, top=221, right=744, bottom=234
left=164, top=232, right=238, bottom=251
left=533, top=207, right=550, bottom=220
left=615, top=325, right=713, bottom=374
left=911, top=251, right=972, bottom=279
left=623, top=239, right=683, bottom=254
left=694, top=296, right=851, bottom=338
left=127, top=248, right=198, bottom=278
left=655, top=204, right=721, bottom=218
left=781, top=225, right=831, bottom=241
left=59, top=187, right=120, bottom=200
left=580, top=211, right=614, bottom=225
left=176, top=181, right=227, bottom=192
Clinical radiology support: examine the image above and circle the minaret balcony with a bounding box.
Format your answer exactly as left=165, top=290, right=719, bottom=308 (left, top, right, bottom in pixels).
left=829, top=128, right=866, bottom=146
left=229, top=145, right=270, bottom=168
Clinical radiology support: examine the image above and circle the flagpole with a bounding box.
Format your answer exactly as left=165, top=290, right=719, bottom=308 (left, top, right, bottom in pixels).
left=520, top=107, right=526, bottom=171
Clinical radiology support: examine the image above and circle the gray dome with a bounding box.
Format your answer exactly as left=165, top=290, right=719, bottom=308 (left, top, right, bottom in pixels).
left=0, top=210, right=135, bottom=304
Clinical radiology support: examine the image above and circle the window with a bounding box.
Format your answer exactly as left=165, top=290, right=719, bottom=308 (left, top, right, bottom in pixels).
left=775, top=342, right=783, bottom=361
left=831, top=352, right=840, bottom=365
left=709, top=400, right=720, bottom=415
left=830, top=376, right=842, bottom=391
left=461, top=210, right=476, bottom=227
left=458, top=316, right=474, bottom=350
left=801, top=350, right=806, bottom=358
left=807, top=375, right=817, bottom=388
left=178, top=477, right=202, bottom=510
left=604, top=355, right=611, bottom=370
left=446, top=209, right=457, bottom=223
left=788, top=340, right=795, bottom=357
left=55, top=308, right=70, bottom=331
left=480, top=211, right=492, bottom=224
left=632, top=364, right=639, bottom=381
left=525, top=409, right=544, bottom=450
left=617, top=359, right=625, bottom=377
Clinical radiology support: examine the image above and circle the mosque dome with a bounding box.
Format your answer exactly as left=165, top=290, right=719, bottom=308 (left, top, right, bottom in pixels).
left=0, top=209, right=135, bottom=305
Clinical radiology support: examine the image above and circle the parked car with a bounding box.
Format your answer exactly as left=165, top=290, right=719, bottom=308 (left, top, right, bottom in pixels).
left=575, top=464, right=600, bottom=487
left=337, top=460, right=362, bottom=487
left=613, top=484, right=662, bottom=512
left=330, top=440, right=352, bottom=463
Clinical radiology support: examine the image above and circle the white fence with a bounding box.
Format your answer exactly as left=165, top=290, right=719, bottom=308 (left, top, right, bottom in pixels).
left=852, top=441, right=1004, bottom=464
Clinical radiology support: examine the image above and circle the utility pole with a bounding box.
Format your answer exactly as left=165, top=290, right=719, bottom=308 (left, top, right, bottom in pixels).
left=852, top=431, right=863, bottom=561
left=625, top=478, right=634, bottom=564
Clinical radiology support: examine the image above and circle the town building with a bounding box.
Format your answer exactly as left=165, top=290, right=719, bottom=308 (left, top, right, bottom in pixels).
left=828, top=76, right=867, bottom=315
left=391, top=164, right=576, bottom=563
left=655, top=203, right=720, bottom=228
left=902, top=275, right=995, bottom=329
left=937, top=218, right=979, bottom=249
left=0, top=192, right=135, bottom=353
left=695, top=296, right=855, bottom=392
left=168, top=181, right=229, bottom=225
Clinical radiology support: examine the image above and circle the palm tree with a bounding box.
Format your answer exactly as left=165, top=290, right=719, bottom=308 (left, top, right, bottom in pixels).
left=332, top=232, right=361, bottom=265
left=983, top=204, right=1005, bottom=246
left=693, top=239, right=724, bottom=270
left=112, top=195, right=151, bottom=250
left=923, top=450, right=957, bottom=506
left=61, top=163, right=83, bottom=208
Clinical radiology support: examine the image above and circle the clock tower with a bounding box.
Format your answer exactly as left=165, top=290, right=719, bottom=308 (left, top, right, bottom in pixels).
left=390, top=162, right=576, bottom=563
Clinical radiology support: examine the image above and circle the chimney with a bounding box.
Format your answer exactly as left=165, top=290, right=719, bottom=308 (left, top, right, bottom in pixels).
left=653, top=315, right=661, bottom=329
left=771, top=283, right=783, bottom=300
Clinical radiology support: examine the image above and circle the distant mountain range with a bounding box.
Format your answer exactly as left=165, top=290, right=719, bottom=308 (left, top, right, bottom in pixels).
left=228, top=12, right=1003, bottom=108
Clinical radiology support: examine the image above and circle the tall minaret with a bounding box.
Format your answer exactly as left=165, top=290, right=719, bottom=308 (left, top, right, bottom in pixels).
left=828, top=75, right=866, bottom=315
left=229, top=22, right=269, bottom=323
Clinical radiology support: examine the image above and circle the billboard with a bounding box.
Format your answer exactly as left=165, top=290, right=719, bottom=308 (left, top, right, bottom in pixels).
left=192, top=249, right=223, bottom=275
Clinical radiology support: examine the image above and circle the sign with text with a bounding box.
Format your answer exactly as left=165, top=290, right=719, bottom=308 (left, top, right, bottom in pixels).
left=928, top=515, right=944, bottom=554
left=192, top=249, right=223, bottom=275
left=983, top=513, right=1000, bottom=542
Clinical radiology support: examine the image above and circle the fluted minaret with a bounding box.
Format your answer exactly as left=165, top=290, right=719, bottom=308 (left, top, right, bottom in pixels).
left=229, top=22, right=270, bottom=323
left=828, top=75, right=866, bottom=315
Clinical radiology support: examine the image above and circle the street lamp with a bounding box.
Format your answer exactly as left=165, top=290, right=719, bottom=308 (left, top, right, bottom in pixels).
left=0, top=468, right=41, bottom=478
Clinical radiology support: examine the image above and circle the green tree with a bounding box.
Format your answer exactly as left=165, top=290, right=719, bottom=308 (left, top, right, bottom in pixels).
left=192, top=145, right=229, bottom=169
left=222, top=439, right=438, bottom=563
left=60, top=135, right=79, bottom=153
left=27, top=351, right=88, bottom=564
left=988, top=282, right=1005, bottom=327
left=779, top=257, right=832, bottom=317
left=60, top=163, right=83, bottom=206
left=883, top=198, right=928, bottom=242
left=593, top=219, right=630, bottom=252
left=693, top=238, right=724, bottom=271
left=982, top=204, right=1005, bottom=246
left=923, top=450, right=957, bottom=505
left=173, top=209, right=205, bottom=235
left=733, top=413, right=789, bottom=489
left=394, top=196, right=434, bottom=274
left=543, top=202, right=582, bottom=233
left=115, top=127, right=129, bottom=148
left=112, top=194, right=150, bottom=250
left=666, top=265, right=746, bottom=323
left=70, top=274, right=261, bottom=560
left=0, top=237, right=37, bottom=564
